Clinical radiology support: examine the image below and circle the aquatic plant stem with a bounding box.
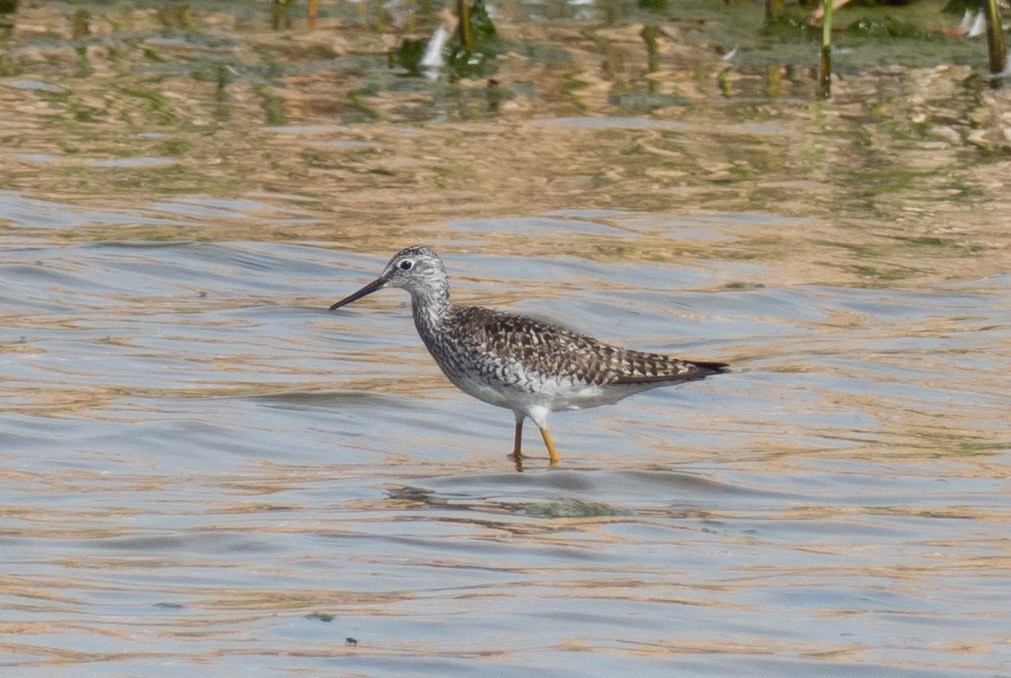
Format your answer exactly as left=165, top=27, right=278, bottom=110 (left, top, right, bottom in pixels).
left=640, top=25, right=661, bottom=94
left=984, top=0, right=1007, bottom=75
left=458, top=0, right=474, bottom=51
left=820, top=0, right=833, bottom=98
left=308, top=0, right=318, bottom=30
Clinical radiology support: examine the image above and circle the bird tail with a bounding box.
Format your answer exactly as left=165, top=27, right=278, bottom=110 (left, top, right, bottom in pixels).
left=689, top=360, right=729, bottom=375
left=610, top=354, right=729, bottom=385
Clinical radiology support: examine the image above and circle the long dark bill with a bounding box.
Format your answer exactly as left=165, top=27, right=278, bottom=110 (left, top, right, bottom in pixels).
left=329, top=276, right=387, bottom=311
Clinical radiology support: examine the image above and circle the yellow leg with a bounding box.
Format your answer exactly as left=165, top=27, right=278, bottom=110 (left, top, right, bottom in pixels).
left=538, top=425, right=560, bottom=466
left=512, top=418, right=524, bottom=471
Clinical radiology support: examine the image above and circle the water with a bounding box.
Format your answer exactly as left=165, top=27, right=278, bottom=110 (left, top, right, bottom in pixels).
left=2, top=216, right=1007, bottom=677
left=2, top=2, right=1011, bottom=676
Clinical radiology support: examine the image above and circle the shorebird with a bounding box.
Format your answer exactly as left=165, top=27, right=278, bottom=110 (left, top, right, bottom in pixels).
left=329, top=246, right=727, bottom=469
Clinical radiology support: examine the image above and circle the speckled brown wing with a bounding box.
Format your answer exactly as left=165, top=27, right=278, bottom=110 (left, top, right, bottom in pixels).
left=448, top=305, right=727, bottom=386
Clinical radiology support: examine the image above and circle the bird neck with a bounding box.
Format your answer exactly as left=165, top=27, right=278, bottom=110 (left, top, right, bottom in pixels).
left=409, top=280, right=452, bottom=334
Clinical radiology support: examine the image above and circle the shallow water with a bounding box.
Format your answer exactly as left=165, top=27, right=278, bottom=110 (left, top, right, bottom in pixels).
left=2, top=214, right=1008, bottom=677
left=2, top=2, right=1011, bottom=677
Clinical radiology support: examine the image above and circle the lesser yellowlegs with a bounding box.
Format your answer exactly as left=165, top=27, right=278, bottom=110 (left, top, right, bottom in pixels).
left=329, top=246, right=728, bottom=469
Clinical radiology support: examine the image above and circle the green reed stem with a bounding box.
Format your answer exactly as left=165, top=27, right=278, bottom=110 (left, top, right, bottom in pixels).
left=820, top=0, right=833, bottom=98
left=984, top=0, right=1007, bottom=75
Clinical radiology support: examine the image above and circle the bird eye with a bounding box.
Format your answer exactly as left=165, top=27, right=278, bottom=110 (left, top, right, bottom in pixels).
left=399, top=260, right=414, bottom=271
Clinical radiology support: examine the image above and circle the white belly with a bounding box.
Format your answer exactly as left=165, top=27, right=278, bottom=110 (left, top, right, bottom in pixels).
left=444, top=367, right=636, bottom=414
